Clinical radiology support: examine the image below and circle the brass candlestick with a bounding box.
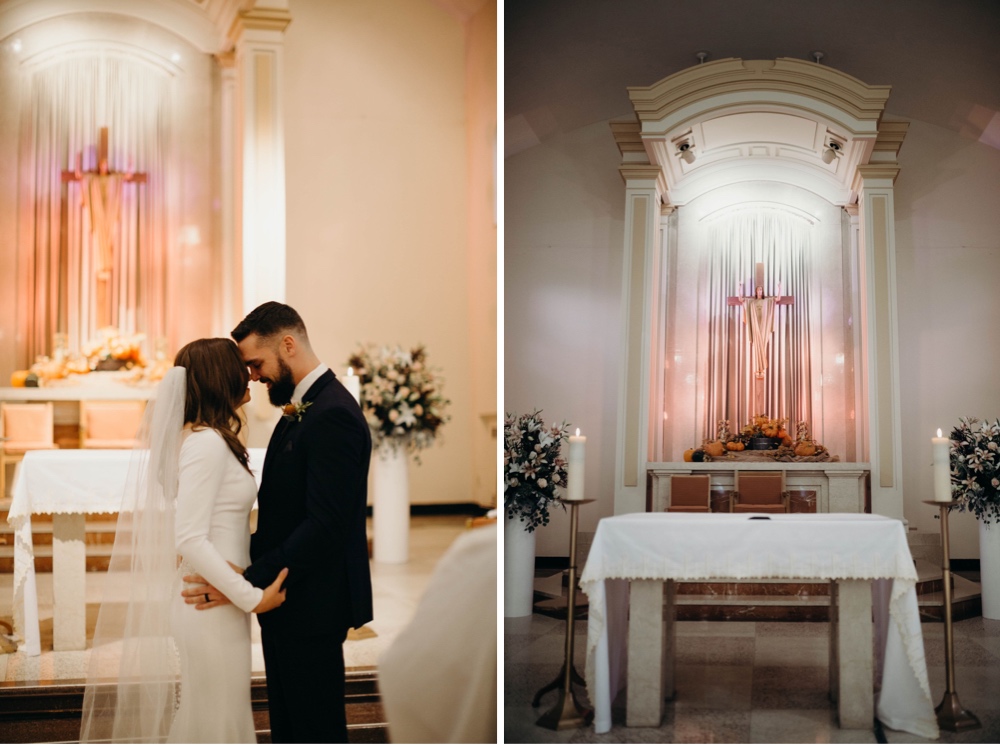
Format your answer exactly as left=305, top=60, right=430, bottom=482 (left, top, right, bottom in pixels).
left=924, top=501, right=980, bottom=731
left=533, top=498, right=594, bottom=730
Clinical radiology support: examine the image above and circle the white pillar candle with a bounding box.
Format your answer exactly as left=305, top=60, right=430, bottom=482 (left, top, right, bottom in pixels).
left=932, top=428, right=952, bottom=502
left=566, top=428, right=586, bottom=501
left=344, top=367, right=361, bottom=404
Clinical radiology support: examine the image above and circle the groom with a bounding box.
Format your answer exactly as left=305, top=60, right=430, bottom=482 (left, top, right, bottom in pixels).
left=186, top=302, right=373, bottom=743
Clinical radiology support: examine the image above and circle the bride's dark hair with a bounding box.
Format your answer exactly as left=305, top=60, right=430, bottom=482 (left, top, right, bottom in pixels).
left=174, top=338, right=251, bottom=472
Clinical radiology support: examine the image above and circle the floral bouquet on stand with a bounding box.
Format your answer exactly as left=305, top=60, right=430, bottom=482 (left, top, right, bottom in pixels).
left=948, top=417, right=1000, bottom=525
left=346, top=344, right=450, bottom=460
left=504, top=410, right=570, bottom=532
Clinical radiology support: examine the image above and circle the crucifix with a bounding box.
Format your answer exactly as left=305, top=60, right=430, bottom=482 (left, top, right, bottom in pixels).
left=61, top=127, right=147, bottom=330
left=727, top=261, right=794, bottom=415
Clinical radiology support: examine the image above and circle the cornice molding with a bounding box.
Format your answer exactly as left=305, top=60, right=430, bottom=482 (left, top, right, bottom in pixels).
left=628, top=58, right=891, bottom=132
left=228, top=6, right=291, bottom=43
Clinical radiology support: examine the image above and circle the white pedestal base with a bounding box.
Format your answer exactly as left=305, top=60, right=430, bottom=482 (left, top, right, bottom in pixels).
left=979, top=520, right=1000, bottom=620
left=373, top=447, right=409, bottom=564
left=503, top=515, right=536, bottom=617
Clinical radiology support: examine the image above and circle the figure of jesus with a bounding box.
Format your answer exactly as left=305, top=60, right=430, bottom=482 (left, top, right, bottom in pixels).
left=741, top=285, right=779, bottom=379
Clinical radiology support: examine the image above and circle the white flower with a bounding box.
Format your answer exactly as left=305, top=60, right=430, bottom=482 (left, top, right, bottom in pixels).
left=396, top=402, right=417, bottom=428
left=537, top=478, right=548, bottom=489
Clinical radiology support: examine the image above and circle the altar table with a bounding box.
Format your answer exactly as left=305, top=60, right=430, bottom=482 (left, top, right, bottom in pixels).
left=578, top=513, right=938, bottom=739
left=8, top=448, right=265, bottom=655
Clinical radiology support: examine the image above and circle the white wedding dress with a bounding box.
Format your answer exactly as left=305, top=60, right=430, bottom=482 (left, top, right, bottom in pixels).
left=168, top=428, right=264, bottom=743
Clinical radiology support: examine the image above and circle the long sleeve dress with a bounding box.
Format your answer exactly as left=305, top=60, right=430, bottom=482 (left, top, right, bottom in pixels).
left=168, top=428, right=264, bottom=743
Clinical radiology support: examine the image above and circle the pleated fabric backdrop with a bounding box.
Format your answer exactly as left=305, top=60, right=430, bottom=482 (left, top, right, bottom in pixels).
left=15, top=50, right=172, bottom=367
left=702, top=210, right=813, bottom=439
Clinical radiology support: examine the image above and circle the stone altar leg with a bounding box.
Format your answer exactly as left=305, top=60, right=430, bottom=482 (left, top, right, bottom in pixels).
left=627, top=579, right=668, bottom=726
left=52, top=513, right=86, bottom=651
left=830, top=579, right=873, bottom=728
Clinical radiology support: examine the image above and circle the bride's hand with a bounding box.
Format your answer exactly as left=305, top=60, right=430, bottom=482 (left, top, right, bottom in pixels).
left=253, top=568, right=289, bottom=614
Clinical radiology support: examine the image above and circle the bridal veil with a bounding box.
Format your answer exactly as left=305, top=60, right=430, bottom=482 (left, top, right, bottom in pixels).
left=79, top=366, right=186, bottom=743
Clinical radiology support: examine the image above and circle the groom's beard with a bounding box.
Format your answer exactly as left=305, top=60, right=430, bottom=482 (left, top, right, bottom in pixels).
left=264, top=357, right=296, bottom=406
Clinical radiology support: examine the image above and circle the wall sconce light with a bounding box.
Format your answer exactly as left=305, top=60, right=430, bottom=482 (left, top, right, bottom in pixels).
left=821, top=140, right=842, bottom=164
left=677, top=141, right=696, bottom=164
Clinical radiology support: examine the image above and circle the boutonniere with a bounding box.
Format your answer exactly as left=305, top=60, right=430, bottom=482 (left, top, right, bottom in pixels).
left=282, top=401, right=313, bottom=422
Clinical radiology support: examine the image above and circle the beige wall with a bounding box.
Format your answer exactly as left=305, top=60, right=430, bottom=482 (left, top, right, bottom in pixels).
left=280, top=0, right=484, bottom=505
left=895, top=118, right=1000, bottom=559
left=507, top=113, right=1000, bottom=558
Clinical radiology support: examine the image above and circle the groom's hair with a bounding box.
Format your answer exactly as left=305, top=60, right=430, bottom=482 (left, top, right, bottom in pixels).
left=232, top=301, right=308, bottom=344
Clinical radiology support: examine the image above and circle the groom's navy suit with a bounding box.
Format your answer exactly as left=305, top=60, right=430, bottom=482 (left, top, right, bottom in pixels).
left=244, top=369, right=373, bottom=743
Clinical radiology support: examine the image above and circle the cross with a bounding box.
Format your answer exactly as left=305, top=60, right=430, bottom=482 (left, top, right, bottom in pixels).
left=61, top=127, right=147, bottom=330
left=61, top=127, right=147, bottom=184
left=726, top=262, right=794, bottom=416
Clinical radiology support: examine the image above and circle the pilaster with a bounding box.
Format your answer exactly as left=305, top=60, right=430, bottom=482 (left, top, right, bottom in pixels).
left=855, top=164, right=903, bottom=519
left=229, top=3, right=291, bottom=313
left=615, top=162, right=662, bottom=515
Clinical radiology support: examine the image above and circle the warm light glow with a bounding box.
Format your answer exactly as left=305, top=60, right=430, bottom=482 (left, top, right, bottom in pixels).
left=575, top=428, right=581, bottom=436
left=170, top=52, right=181, bottom=63
left=12, top=39, right=22, bottom=53
left=937, top=428, right=942, bottom=438
left=347, top=366, right=354, bottom=375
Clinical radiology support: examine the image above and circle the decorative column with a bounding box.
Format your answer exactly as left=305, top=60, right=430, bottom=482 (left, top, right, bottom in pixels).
left=216, top=51, right=240, bottom=331
left=854, top=121, right=907, bottom=519
left=229, top=2, right=291, bottom=313
left=613, top=158, right=663, bottom=514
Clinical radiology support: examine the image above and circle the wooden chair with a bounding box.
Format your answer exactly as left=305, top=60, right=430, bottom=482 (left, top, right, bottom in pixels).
left=732, top=470, right=788, bottom=513
left=79, top=400, right=146, bottom=449
left=1, top=402, right=58, bottom=501
left=667, top=474, right=711, bottom=512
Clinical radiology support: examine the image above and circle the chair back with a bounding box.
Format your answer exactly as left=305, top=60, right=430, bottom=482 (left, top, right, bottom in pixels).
left=80, top=401, right=146, bottom=449
left=668, top=474, right=711, bottom=512
left=1, top=402, right=56, bottom=451
left=733, top=471, right=786, bottom=512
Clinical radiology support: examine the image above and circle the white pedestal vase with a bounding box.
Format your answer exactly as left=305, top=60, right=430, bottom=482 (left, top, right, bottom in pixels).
left=504, top=514, right=536, bottom=617
left=980, top=520, right=1000, bottom=620
left=373, top=445, right=409, bottom=564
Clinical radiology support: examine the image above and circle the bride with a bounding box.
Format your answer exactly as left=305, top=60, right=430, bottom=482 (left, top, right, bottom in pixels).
left=80, top=338, right=288, bottom=743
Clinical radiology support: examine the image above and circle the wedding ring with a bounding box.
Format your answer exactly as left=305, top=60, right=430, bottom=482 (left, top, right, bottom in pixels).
left=204, top=593, right=210, bottom=603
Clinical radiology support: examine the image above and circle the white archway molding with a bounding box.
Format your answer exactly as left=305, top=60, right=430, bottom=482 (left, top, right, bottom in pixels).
left=629, top=59, right=891, bottom=208
left=665, top=157, right=851, bottom=206
left=0, top=0, right=226, bottom=53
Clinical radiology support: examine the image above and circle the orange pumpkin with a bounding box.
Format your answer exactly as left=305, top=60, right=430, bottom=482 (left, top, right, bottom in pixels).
left=10, top=370, right=29, bottom=387
left=704, top=440, right=725, bottom=457
left=683, top=448, right=696, bottom=462
left=794, top=442, right=817, bottom=457
left=726, top=440, right=745, bottom=452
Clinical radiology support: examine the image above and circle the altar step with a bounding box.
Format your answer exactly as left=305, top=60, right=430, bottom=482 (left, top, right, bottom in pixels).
left=0, top=669, right=388, bottom=743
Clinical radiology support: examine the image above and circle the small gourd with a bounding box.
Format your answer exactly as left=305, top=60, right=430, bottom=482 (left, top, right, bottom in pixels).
left=726, top=440, right=745, bottom=452
left=683, top=448, right=696, bottom=462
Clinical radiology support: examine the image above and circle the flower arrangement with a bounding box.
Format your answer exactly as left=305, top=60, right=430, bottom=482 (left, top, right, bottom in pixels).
left=346, top=344, right=450, bottom=457
left=504, top=411, right=570, bottom=532
left=948, top=417, right=1000, bottom=525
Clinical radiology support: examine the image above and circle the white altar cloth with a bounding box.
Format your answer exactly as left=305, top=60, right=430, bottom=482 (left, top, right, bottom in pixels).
left=9, top=448, right=265, bottom=655
left=579, top=512, right=938, bottom=738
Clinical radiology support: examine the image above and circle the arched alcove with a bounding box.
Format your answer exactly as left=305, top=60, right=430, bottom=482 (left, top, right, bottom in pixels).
left=612, top=58, right=908, bottom=519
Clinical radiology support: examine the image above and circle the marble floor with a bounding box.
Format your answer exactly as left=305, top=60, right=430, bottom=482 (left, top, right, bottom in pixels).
left=0, top=515, right=473, bottom=684
left=505, top=613, right=1000, bottom=743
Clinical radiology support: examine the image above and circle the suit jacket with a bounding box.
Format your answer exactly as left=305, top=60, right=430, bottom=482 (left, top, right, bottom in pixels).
left=243, top=369, right=373, bottom=635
